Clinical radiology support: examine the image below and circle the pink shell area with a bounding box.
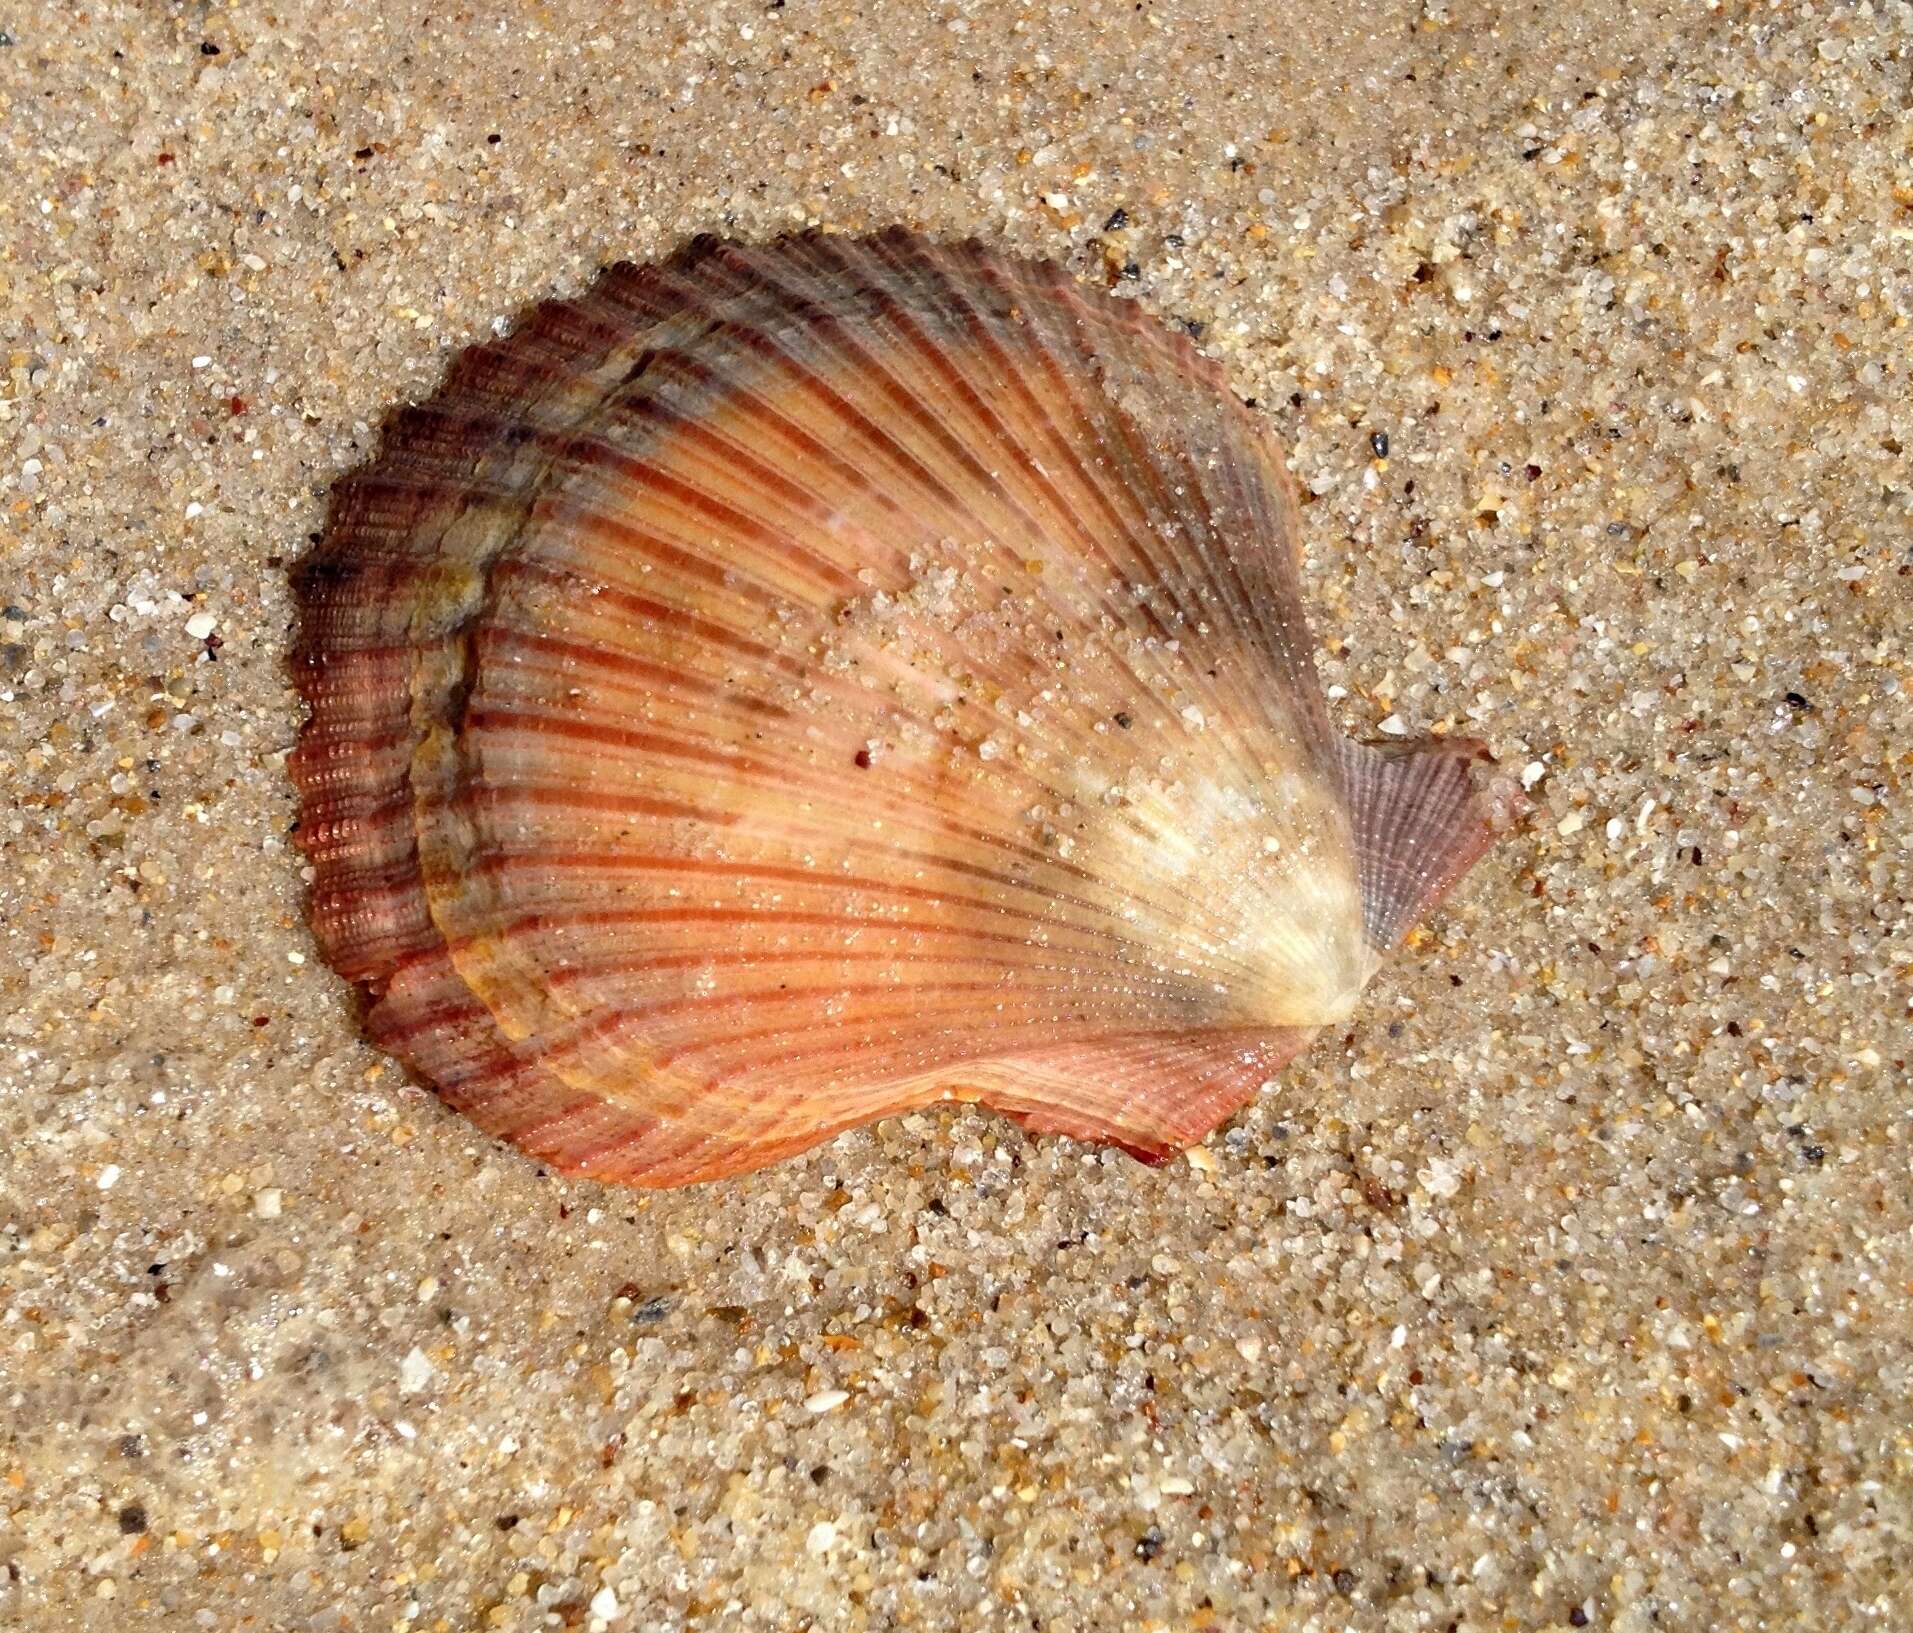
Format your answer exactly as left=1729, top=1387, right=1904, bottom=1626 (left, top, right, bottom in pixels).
left=290, top=228, right=1514, bottom=1186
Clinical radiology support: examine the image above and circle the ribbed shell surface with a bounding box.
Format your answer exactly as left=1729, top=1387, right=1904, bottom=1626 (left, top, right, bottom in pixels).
left=291, top=229, right=1516, bottom=1186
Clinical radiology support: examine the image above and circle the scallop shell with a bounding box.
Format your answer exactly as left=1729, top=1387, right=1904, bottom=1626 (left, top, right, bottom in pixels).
left=291, top=228, right=1519, bottom=1187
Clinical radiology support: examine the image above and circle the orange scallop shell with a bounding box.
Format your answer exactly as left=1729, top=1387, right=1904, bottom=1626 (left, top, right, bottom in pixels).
left=290, top=228, right=1519, bottom=1187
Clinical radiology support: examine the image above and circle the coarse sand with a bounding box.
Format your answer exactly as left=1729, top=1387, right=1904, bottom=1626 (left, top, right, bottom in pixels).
left=2, top=2, right=1908, bottom=1629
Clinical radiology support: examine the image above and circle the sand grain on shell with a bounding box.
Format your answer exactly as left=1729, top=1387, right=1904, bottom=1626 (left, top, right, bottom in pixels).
left=2, top=1, right=1909, bottom=1629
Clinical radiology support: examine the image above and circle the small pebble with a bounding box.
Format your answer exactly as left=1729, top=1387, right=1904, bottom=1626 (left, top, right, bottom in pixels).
left=399, top=1347, right=436, bottom=1396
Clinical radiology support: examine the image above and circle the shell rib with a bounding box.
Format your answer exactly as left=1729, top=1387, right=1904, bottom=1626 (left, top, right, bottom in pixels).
left=290, top=228, right=1519, bottom=1187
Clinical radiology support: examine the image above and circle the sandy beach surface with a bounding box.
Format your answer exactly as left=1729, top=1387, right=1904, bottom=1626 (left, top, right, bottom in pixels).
left=3, top=1, right=1909, bottom=1628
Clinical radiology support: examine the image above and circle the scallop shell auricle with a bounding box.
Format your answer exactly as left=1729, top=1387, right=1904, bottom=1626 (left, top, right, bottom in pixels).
left=290, top=228, right=1521, bottom=1187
